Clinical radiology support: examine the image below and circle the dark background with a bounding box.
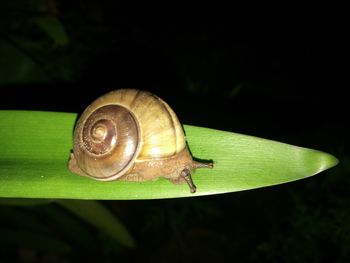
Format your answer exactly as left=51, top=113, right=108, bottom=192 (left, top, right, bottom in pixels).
left=0, top=2, right=349, bottom=262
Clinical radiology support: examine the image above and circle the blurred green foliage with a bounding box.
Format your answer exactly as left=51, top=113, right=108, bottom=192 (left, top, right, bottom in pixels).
left=0, top=0, right=243, bottom=98
left=0, top=202, right=127, bottom=261
left=0, top=0, right=86, bottom=84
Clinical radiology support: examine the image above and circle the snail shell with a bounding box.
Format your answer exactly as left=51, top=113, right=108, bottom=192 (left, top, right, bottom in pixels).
left=68, top=89, right=213, bottom=193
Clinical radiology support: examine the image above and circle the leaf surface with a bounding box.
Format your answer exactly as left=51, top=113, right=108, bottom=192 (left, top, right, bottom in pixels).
left=0, top=110, right=338, bottom=199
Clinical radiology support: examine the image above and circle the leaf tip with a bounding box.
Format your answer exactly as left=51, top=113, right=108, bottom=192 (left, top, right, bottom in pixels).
left=313, top=152, right=339, bottom=175
left=325, top=153, right=339, bottom=169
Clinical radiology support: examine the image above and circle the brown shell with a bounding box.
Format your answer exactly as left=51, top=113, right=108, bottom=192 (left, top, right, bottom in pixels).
left=71, top=89, right=186, bottom=181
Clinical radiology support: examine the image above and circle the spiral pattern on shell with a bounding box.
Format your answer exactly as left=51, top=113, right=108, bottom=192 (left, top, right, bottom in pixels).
left=73, top=104, right=140, bottom=180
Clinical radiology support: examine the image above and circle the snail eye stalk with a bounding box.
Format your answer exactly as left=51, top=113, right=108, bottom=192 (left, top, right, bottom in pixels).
left=181, top=168, right=196, bottom=193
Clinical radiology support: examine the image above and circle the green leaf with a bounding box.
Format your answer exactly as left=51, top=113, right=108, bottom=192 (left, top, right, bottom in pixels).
left=34, top=16, right=70, bottom=46
left=0, top=198, right=133, bottom=248
left=0, top=40, right=48, bottom=84
left=56, top=200, right=135, bottom=248
left=0, top=110, right=338, bottom=199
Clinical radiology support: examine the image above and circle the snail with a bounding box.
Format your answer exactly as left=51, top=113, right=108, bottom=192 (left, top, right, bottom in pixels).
left=68, top=89, right=213, bottom=193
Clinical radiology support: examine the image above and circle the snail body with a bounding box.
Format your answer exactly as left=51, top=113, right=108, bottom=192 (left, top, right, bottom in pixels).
left=68, top=89, right=212, bottom=193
